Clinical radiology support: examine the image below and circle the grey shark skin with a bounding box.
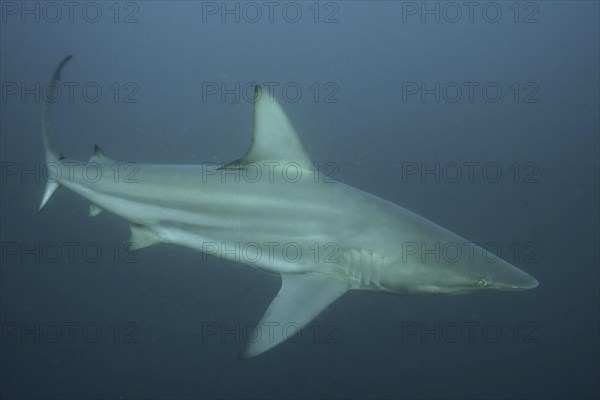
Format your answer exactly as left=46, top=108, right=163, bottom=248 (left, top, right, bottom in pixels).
left=40, top=56, right=538, bottom=358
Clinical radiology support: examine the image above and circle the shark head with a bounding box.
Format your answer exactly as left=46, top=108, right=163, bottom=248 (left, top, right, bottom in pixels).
left=441, top=260, right=539, bottom=294
left=471, top=260, right=539, bottom=292
left=388, top=246, right=539, bottom=295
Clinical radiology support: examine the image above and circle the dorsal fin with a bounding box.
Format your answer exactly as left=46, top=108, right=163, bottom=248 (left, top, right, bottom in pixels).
left=89, top=144, right=111, bottom=163
left=222, top=86, right=311, bottom=169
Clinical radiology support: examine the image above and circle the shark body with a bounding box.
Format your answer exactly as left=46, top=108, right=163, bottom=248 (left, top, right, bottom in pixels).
left=40, top=56, right=538, bottom=357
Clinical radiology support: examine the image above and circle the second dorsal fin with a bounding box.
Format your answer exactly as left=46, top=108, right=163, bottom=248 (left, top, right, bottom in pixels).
left=89, top=144, right=111, bottom=163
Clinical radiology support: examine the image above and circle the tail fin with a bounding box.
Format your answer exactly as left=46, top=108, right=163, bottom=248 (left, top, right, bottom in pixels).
left=39, top=55, right=72, bottom=212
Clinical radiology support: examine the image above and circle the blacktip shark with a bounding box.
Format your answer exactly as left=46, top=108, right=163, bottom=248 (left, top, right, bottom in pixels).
left=40, top=56, right=538, bottom=358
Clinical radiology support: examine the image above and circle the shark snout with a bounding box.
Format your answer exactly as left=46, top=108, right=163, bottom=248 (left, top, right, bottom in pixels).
left=494, top=266, right=539, bottom=291
left=510, top=273, right=539, bottom=290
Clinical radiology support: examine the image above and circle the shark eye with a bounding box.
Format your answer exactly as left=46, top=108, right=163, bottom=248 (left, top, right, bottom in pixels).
left=476, top=278, right=488, bottom=288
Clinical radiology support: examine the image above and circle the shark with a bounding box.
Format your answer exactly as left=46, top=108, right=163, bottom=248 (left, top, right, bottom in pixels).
left=40, top=56, right=538, bottom=358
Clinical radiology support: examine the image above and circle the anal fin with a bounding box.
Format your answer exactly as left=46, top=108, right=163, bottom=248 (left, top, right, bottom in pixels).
left=89, top=204, right=103, bottom=217
left=38, top=181, right=60, bottom=212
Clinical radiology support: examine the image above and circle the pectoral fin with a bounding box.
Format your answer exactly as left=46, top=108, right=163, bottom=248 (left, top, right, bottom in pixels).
left=239, top=273, right=348, bottom=359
